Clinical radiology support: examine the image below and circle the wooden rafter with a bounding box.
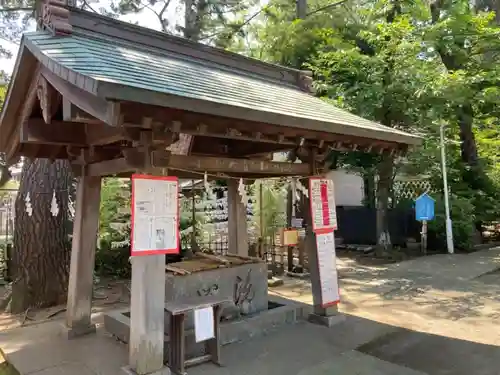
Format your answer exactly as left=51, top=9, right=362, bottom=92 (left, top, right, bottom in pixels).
left=36, top=75, right=61, bottom=124
left=5, top=65, right=42, bottom=162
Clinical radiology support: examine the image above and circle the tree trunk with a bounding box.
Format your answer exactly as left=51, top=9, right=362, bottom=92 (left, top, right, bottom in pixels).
left=184, top=0, right=207, bottom=41
left=376, top=156, right=393, bottom=254
left=10, top=159, right=73, bottom=314
left=184, top=0, right=197, bottom=40
left=475, top=0, right=500, bottom=23
left=296, top=0, right=307, bottom=19
left=363, top=170, right=376, bottom=209
left=457, top=104, right=479, bottom=167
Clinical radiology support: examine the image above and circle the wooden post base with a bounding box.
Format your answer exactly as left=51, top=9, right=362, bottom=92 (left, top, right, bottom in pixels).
left=122, top=366, right=171, bottom=375
left=61, top=322, right=96, bottom=339
left=308, top=311, right=345, bottom=328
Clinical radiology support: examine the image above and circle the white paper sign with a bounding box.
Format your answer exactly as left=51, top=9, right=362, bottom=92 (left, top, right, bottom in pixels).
left=309, top=178, right=337, bottom=232
left=316, top=231, right=340, bottom=306
left=194, top=306, right=215, bottom=343
left=131, top=175, right=179, bottom=256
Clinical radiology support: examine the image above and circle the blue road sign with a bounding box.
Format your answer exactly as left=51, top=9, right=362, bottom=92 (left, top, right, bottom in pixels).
left=415, top=193, right=435, bottom=221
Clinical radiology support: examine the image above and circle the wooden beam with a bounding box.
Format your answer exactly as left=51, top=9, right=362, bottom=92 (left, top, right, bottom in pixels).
left=190, top=136, right=291, bottom=158
left=85, top=152, right=310, bottom=177
left=160, top=122, right=298, bottom=147
left=106, top=101, right=122, bottom=126
left=63, top=99, right=102, bottom=124
left=169, top=154, right=308, bottom=175
left=85, top=158, right=128, bottom=177
left=18, top=118, right=178, bottom=148
left=41, top=67, right=112, bottom=125
left=86, top=124, right=126, bottom=146
left=20, top=119, right=87, bottom=146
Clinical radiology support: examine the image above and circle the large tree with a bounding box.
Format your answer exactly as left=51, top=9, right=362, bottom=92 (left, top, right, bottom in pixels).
left=9, top=159, right=73, bottom=313
left=110, top=0, right=258, bottom=45
left=0, top=0, right=96, bottom=313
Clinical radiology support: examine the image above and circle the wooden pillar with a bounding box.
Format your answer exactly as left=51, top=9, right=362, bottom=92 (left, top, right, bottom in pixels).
left=227, top=179, right=248, bottom=256
left=127, top=172, right=169, bottom=375
left=65, top=174, right=101, bottom=338
left=128, top=255, right=168, bottom=375
left=305, top=149, right=343, bottom=327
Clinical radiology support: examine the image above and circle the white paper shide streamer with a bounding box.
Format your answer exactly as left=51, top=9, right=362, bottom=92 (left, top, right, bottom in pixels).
left=68, top=194, right=75, bottom=218
left=237, top=178, right=248, bottom=206
left=296, top=179, right=309, bottom=198
left=25, top=192, right=33, bottom=217
left=50, top=190, right=59, bottom=217
left=203, top=172, right=212, bottom=197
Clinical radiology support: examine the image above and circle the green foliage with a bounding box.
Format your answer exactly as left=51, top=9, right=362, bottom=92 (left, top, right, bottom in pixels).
left=253, top=179, right=287, bottom=239
left=95, top=178, right=131, bottom=278
left=0, top=79, right=7, bottom=107
left=238, top=0, right=500, bottom=251
left=428, top=194, right=476, bottom=251
left=0, top=0, right=34, bottom=59
left=109, top=0, right=258, bottom=45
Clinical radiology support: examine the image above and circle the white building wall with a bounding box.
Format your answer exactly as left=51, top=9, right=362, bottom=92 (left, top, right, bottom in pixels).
left=325, top=169, right=364, bottom=207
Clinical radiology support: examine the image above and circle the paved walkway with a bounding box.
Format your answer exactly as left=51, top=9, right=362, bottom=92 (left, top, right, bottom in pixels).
left=270, top=247, right=500, bottom=375
left=0, top=314, right=426, bottom=375
left=1, top=247, right=499, bottom=375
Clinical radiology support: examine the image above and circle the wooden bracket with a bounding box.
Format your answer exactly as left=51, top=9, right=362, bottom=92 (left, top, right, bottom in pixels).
left=123, top=130, right=172, bottom=170
left=107, top=101, right=123, bottom=126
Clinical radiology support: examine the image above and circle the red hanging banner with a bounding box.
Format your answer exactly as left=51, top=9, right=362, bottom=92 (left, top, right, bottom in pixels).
left=308, top=177, right=337, bottom=233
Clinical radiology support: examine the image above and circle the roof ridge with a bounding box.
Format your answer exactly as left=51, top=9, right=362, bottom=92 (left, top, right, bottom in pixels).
left=68, top=8, right=312, bottom=91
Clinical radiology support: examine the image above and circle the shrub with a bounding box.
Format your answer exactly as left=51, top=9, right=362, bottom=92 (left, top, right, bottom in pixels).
left=427, top=194, right=476, bottom=252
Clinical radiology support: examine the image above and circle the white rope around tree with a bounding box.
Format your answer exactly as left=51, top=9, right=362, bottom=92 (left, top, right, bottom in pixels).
left=24, top=192, right=33, bottom=216
left=295, top=179, right=309, bottom=198
left=21, top=189, right=71, bottom=218
left=50, top=191, right=59, bottom=217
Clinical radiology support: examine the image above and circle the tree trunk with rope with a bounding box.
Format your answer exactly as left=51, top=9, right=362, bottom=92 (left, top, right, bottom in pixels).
left=9, top=159, right=73, bottom=314
left=375, top=155, right=393, bottom=255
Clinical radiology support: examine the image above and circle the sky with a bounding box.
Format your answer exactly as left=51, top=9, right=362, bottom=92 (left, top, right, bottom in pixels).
left=0, top=0, right=182, bottom=74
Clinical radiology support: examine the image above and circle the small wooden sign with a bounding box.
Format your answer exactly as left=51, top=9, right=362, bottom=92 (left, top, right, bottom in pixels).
left=282, top=229, right=299, bottom=246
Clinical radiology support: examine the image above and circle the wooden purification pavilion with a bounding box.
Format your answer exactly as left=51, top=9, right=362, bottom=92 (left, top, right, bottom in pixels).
left=0, top=4, right=420, bottom=375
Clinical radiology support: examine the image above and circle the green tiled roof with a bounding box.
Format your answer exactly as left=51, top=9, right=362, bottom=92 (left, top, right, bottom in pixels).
left=23, top=29, right=420, bottom=145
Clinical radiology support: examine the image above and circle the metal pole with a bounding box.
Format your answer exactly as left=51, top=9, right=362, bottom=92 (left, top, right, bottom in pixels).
left=259, top=182, right=264, bottom=238
left=421, top=220, right=427, bottom=256
left=440, top=123, right=454, bottom=254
